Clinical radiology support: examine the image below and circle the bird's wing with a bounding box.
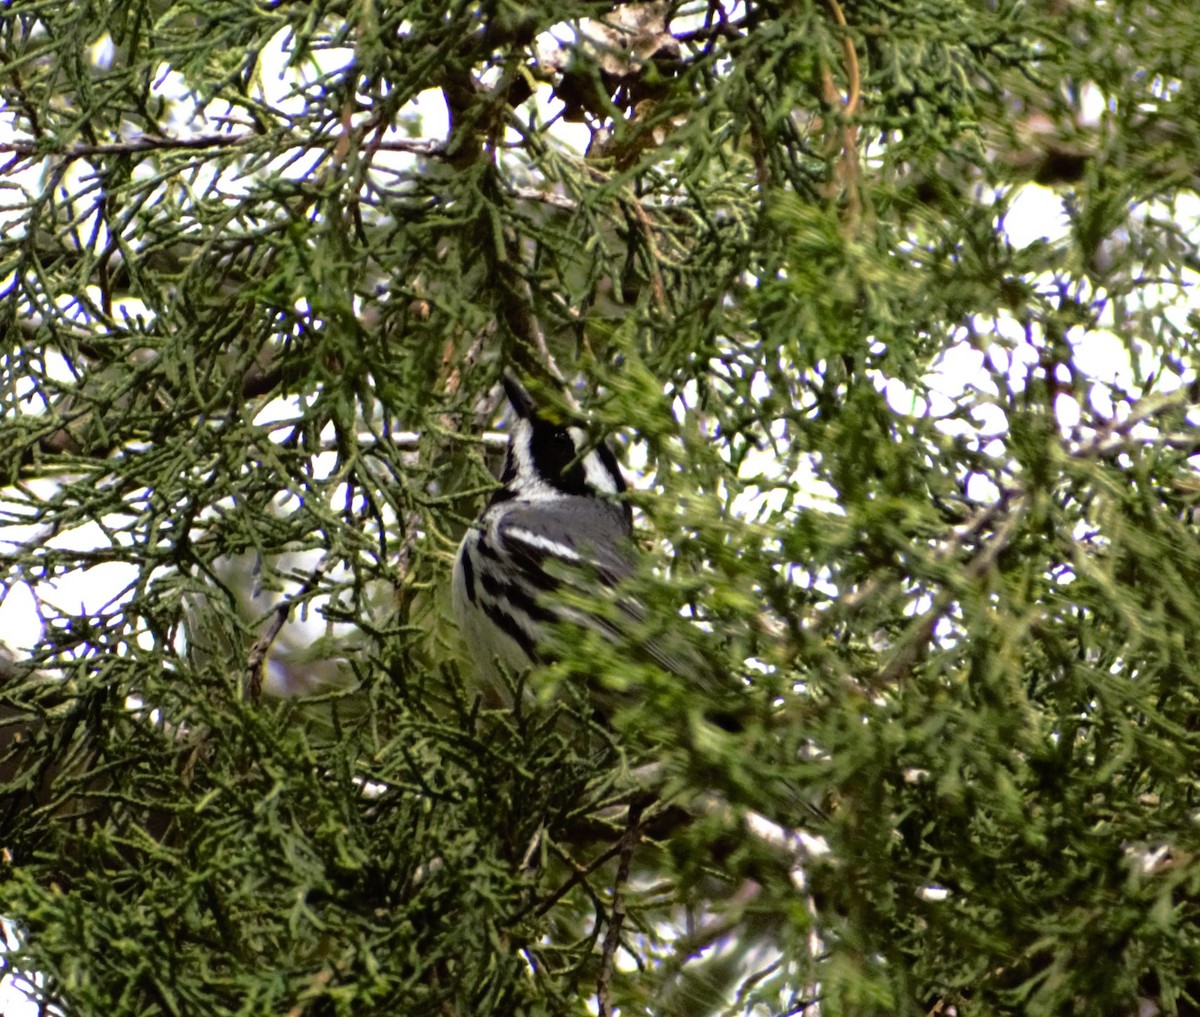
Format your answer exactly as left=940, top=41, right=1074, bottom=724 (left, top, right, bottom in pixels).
left=493, top=499, right=635, bottom=589
left=493, top=501, right=716, bottom=685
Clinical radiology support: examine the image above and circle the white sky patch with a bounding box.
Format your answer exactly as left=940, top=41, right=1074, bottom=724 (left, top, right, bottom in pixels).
left=309, top=422, right=343, bottom=483
left=1069, top=329, right=1133, bottom=387
left=0, top=494, right=142, bottom=650
left=967, top=471, right=1002, bottom=504
left=514, top=76, right=594, bottom=157
left=0, top=581, right=41, bottom=649
left=0, top=919, right=39, bottom=1017
left=1055, top=392, right=1082, bottom=430
left=970, top=402, right=1009, bottom=437
left=1002, top=184, right=1069, bottom=248
left=0, top=544, right=140, bottom=655
left=1078, top=82, right=1108, bottom=127
left=253, top=28, right=355, bottom=117
left=150, top=63, right=202, bottom=133
left=6, top=348, right=71, bottom=411
left=928, top=339, right=989, bottom=402
left=253, top=394, right=306, bottom=429
left=87, top=32, right=115, bottom=70
left=881, top=375, right=926, bottom=417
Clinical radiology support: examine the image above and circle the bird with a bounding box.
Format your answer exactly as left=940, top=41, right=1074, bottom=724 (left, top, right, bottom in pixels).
left=452, top=370, right=734, bottom=701
left=452, top=372, right=641, bottom=689
left=452, top=375, right=825, bottom=824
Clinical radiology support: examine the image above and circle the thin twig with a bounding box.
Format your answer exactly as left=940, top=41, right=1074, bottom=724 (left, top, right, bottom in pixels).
left=596, top=801, right=643, bottom=1017
left=243, top=555, right=334, bottom=702
left=823, top=0, right=861, bottom=118
left=284, top=968, right=334, bottom=1017
left=508, top=185, right=581, bottom=211
left=628, top=198, right=668, bottom=311
left=540, top=837, right=625, bottom=917
left=0, top=134, right=444, bottom=162
left=1073, top=387, right=1199, bottom=459
left=875, top=506, right=1024, bottom=686
left=819, top=0, right=862, bottom=220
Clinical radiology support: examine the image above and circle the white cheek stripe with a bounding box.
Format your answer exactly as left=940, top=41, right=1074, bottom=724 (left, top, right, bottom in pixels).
left=570, top=426, right=621, bottom=495
left=583, top=455, right=620, bottom=494
left=509, top=420, right=535, bottom=479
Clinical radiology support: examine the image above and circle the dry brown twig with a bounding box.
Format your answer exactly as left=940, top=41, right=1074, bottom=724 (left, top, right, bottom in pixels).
left=818, top=0, right=863, bottom=220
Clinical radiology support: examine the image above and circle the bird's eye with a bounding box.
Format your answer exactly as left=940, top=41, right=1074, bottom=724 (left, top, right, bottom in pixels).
left=529, top=423, right=587, bottom=488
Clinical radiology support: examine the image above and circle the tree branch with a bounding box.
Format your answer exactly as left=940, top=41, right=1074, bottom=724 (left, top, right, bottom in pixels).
left=0, top=134, right=445, bottom=164
left=596, top=800, right=643, bottom=1017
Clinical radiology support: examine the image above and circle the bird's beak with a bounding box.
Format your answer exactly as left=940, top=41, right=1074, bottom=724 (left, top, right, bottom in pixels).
left=501, top=371, right=537, bottom=421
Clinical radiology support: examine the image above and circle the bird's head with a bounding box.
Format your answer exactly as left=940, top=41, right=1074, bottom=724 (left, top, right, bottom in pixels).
left=496, top=373, right=629, bottom=510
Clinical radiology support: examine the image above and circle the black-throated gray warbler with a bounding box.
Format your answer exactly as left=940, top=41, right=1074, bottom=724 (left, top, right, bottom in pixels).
left=452, top=380, right=829, bottom=833
left=452, top=371, right=752, bottom=732
left=453, top=371, right=735, bottom=691
left=452, top=375, right=812, bottom=809
left=452, top=373, right=640, bottom=685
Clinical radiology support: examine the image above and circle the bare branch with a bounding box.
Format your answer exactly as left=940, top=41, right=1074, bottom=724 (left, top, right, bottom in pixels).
left=596, top=801, right=643, bottom=1017
left=0, top=134, right=445, bottom=162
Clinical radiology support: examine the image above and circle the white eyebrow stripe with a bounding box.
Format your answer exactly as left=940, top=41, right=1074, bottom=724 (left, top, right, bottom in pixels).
left=506, top=419, right=560, bottom=499
left=503, top=527, right=582, bottom=562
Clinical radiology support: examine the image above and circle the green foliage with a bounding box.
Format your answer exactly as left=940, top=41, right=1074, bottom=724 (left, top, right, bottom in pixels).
left=2, top=0, right=1200, bottom=1014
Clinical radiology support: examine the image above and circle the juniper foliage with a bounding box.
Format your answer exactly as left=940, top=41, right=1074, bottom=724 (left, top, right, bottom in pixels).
left=2, top=1, right=1200, bottom=1014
